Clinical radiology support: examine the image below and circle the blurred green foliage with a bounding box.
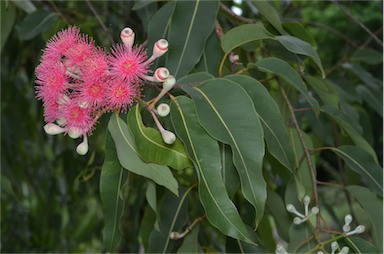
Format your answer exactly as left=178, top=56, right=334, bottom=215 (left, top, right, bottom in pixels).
left=1, top=0, right=382, bottom=252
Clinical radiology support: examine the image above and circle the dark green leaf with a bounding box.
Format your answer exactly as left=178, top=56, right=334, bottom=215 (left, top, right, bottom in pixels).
left=304, top=76, right=339, bottom=108
left=170, top=96, right=253, bottom=243
left=166, top=0, right=219, bottom=78
left=256, top=57, right=320, bottom=115
left=136, top=2, right=158, bottom=32
left=331, top=146, right=383, bottom=196
left=146, top=180, right=157, bottom=213
left=225, top=74, right=295, bottom=172
left=10, top=0, right=36, bottom=13
left=16, top=10, right=58, bottom=40
left=108, top=113, right=179, bottom=196
left=251, top=1, right=286, bottom=34
left=346, top=185, right=383, bottom=252
left=342, top=63, right=381, bottom=90
left=100, top=131, right=128, bottom=252
left=177, top=226, right=203, bottom=253
left=356, top=85, right=383, bottom=117
left=178, top=72, right=214, bottom=85
left=276, top=35, right=325, bottom=77
left=351, top=48, right=383, bottom=65
left=128, top=105, right=192, bottom=170
left=346, top=236, right=379, bottom=254
left=221, top=24, right=273, bottom=53
left=195, top=31, right=222, bottom=76
left=1, top=1, right=16, bottom=53
left=283, top=22, right=317, bottom=48
left=220, top=143, right=240, bottom=200
left=266, top=190, right=291, bottom=241
left=132, top=0, right=157, bottom=10
left=183, top=79, right=266, bottom=227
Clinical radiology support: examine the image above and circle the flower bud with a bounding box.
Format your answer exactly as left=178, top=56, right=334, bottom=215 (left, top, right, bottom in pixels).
left=293, top=217, right=303, bottom=225
left=161, top=130, right=176, bottom=145
left=311, top=206, right=319, bottom=215
left=162, top=75, right=176, bottom=92
left=153, top=39, right=169, bottom=58
left=343, top=214, right=353, bottom=232
left=339, top=246, right=349, bottom=254
left=120, top=27, right=135, bottom=49
left=331, top=241, right=338, bottom=254
left=44, top=123, right=65, bottom=135
left=68, top=127, right=82, bottom=139
left=76, top=141, right=88, bottom=155
left=157, top=103, right=170, bottom=117
left=346, top=225, right=365, bottom=236
left=154, top=67, right=170, bottom=82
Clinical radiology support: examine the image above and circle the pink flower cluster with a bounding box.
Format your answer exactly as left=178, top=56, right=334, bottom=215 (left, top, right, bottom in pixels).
left=35, top=26, right=170, bottom=155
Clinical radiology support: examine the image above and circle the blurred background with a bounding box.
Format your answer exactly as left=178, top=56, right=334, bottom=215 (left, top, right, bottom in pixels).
left=1, top=1, right=382, bottom=252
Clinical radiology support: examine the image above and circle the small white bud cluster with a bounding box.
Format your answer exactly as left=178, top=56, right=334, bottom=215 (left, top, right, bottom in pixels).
left=286, top=195, right=319, bottom=225
left=330, top=241, right=350, bottom=254
left=275, top=244, right=288, bottom=254
left=341, top=214, right=365, bottom=236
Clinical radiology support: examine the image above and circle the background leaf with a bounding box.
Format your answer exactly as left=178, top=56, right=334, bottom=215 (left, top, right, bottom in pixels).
left=100, top=131, right=128, bottom=252
left=108, top=113, right=179, bottom=196
left=170, top=96, right=253, bottom=243
left=16, top=10, right=58, bottom=40
left=176, top=226, right=203, bottom=253
left=251, top=1, right=286, bottom=34
left=166, top=0, right=219, bottom=78
left=128, top=105, right=192, bottom=170
left=1, top=1, right=16, bottom=53
left=183, top=79, right=267, bottom=227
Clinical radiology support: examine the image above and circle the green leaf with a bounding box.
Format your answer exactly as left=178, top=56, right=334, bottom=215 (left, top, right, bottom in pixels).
left=177, top=226, right=203, bottom=253
left=221, top=24, right=273, bottom=53
left=283, top=22, right=317, bottom=48
left=183, top=79, right=267, bottom=227
left=304, top=76, right=339, bottom=108
left=100, top=131, right=128, bottom=252
left=322, top=106, right=377, bottom=161
left=346, top=236, right=379, bottom=254
left=127, top=105, right=192, bottom=170
left=16, top=10, right=58, bottom=40
left=251, top=1, right=286, bottom=34
left=132, top=0, right=157, bottom=10
left=166, top=0, right=219, bottom=78
left=146, top=180, right=157, bottom=213
left=342, top=62, right=381, bottom=90
left=136, top=2, right=158, bottom=32
left=195, top=31, right=222, bottom=76
left=256, top=57, right=320, bottom=115
left=1, top=1, right=16, bottom=54
left=351, top=48, right=383, bottom=65
left=10, top=0, right=36, bottom=13
left=276, top=35, right=325, bottom=77
left=220, top=143, right=240, bottom=200
left=225, top=74, right=295, bottom=172
left=148, top=187, right=190, bottom=253
left=266, top=190, right=291, bottom=241
left=178, top=72, right=214, bottom=85
left=346, top=185, right=383, bottom=252
left=330, top=146, right=383, bottom=196
left=356, top=85, right=383, bottom=117
left=170, top=96, right=253, bottom=243
left=108, top=113, right=179, bottom=196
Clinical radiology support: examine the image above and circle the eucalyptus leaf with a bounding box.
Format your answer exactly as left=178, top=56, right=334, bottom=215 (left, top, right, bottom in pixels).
left=283, top=22, right=317, bottom=48
left=331, top=146, right=383, bottom=196
left=220, top=143, right=240, bottom=200
left=351, top=48, right=383, bottom=65
left=276, top=35, right=325, bottom=77
left=183, top=79, right=267, bottom=227
left=266, top=190, right=291, bottom=241
left=225, top=74, right=295, bottom=172
left=100, top=131, right=128, bottom=252
left=346, top=185, right=383, bottom=252
left=356, top=85, right=383, bottom=117
left=251, top=1, right=286, bottom=34
left=256, top=57, right=320, bottom=115
left=166, top=0, right=219, bottom=78
left=108, top=113, right=179, bottom=196
left=346, top=236, right=379, bottom=254
left=127, top=105, right=192, bottom=170
left=1, top=1, right=16, bottom=53
left=16, top=10, right=58, bottom=40
left=195, top=31, right=222, bottom=76
left=170, top=96, right=254, bottom=244
left=304, top=76, right=339, bottom=108
left=177, top=226, right=203, bottom=253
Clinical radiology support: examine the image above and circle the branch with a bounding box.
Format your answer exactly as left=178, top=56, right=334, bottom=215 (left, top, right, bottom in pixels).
left=85, top=0, right=115, bottom=45
left=333, top=0, right=383, bottom=48
left=219, top=2, right=256, bottom=24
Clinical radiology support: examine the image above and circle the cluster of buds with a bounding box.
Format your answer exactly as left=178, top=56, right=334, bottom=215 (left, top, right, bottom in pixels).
left=35, top=26, right=175, bottom=155
left=342, top=214, right=365, bottom=236
left=286, top=195, right=319, bottom=225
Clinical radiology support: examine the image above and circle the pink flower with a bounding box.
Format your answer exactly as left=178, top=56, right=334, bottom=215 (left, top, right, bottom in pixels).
left=35, top=61, right=67, bottom=103
left=105, top=78, right=138, bottom=111
left=42, top=26, right=80, bottom=61
left=79, top=47, right=108, bottom=81
left=75, top=76, right=107, bottom=108
left=109, top=44, right=149, bottom=84
left=65, top=35, right=95, bottom=66
left=61, top=101, right=94, bottom=134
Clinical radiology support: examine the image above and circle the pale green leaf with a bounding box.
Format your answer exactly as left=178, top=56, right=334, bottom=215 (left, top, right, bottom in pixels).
left=351, top=48, right=383, bottom=65
left=177, top=226, right=203, bottom=253
left=356, top=85, right=383, bottom=117
left=251, top=1, right=286, bottom=34
left=283, top=22, right=317, bottom=48
left=304, top=76, right=339, bottom=108
left=170, top=96, right=253, bottom=243
left=108, top=113, right=179, bottom=196
left=183, top=79, right=267, bottom=227
left=166, top=0, right=219, bottom=78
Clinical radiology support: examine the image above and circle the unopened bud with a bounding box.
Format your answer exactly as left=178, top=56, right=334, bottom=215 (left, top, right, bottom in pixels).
left=346, top=225, right=365, bottom=236
left=161, top=130, right=176, bottom=145
left=68, top=127, right=82, bottom=139
left=157, top=103, right=170, bottom=117
left=311, top=206, right=319, bottom=215
left=162, top=75, right=176, bottom=92
left=331, top=241, right=338, bottom=254
left=293, top=217, right=303, bottom=225
left=154, top=67, right=170, bottom=82
left=120, top=27, right=135, bottom=49
left=76, top=141, right=88, bottom=155
left=44, top=123, right=65, bottom=135
left=339, top=246, right=349, bottom=254
left=153, top=39, right=169, bottom=58
left=57, top=94, right=70, bottom=105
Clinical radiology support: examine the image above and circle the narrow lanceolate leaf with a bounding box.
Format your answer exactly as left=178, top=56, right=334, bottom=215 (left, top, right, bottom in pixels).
left=170, top=96, right=253, bottom=244
left=128, top=105, right=192, bottom=170
left=183, top=80, right=267, bottom=227
left=100, top=131, right=128, bottom=252
left=166, top=0, right=219, bottom=78
left=221, top=24, right=273, bottom=53
left=276, top=35, right=325, bottom=78
left=16, top=10, right=58, bottom=40
left=195, top=31, right=222, bottom=76
left=256, top=57, right=320, bottom=115
left=346, top=185, right=383, bottom=252
left=322, top=106, right=377, bottom=162
left=108, top=113, right=178, bottom=196
left=331, top=146, right=383, bottom=196
left=148, top=187, right=190, bottom=253
left=220, top=143, right=240, bottom=200
left=225, top=75, right=295, bottom=172
left=251, top=1, right=286, bottom=34
left=177, top=226, right=203, bottom=253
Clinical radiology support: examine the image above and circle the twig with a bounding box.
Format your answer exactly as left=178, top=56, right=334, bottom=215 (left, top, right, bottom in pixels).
left=280, top=86, right=319, bottom=212
left=333, top=0, right=383, bottom=47
left=85, top=0, right=115, bottom=45
left=219, top=2, right=256, bottom=24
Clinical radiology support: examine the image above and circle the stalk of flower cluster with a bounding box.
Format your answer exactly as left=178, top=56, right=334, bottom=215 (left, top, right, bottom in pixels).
left=150, top=111, right=176, bottom=145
